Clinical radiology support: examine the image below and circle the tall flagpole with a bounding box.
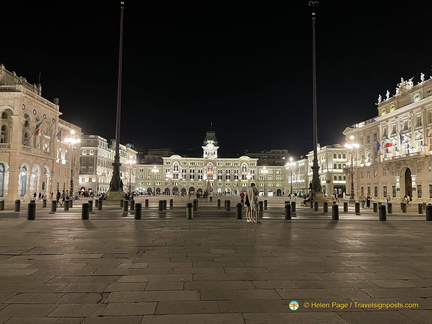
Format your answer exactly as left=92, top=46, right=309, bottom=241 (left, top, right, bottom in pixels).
left=309, top=1, right=324, bottom=202
left=108, top=1, right=125, bottom=198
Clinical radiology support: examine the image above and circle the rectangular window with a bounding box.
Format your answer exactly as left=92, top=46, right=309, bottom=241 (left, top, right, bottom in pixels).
left=418, top=185, right=422, bottom=198
left=374, top=186, right=378, bottom=197
left=429, top=184, right=432, bottom=199
left=383, top=186, right=387, bottom=197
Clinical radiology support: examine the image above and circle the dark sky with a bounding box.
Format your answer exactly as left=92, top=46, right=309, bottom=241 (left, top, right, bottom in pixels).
left=3, top=0, right=432, bottom=157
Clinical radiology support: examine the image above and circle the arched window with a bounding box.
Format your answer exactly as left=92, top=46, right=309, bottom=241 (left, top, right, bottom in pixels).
left=173, top=163, right=179, bottom=171
left=0, top=125, right=7, bottom=143
left=19, top=166, right=28, bottom=197
left=23, top=132, right=29, bottom=145
left=0, top=163, right=4, bottom=197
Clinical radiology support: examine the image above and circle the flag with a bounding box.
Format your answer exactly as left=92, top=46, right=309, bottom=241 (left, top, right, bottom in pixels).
left=56, top=129, right=62, bottom=141
left=384, top=136, right=393, bottom=147
left=34, top=121, right=43, bottom=136
left=375, top=140, right=381, bottom=153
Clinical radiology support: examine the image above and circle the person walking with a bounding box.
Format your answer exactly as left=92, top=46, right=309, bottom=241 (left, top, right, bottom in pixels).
left=247, top=183, right=259, bottom=223
left=245, top=193, right=252, bottom=222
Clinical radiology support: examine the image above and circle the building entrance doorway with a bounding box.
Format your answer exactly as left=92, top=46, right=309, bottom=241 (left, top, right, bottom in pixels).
left=405, top=168, right=412, bottom=197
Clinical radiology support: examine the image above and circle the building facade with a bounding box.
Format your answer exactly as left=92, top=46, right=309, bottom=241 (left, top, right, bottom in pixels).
left=78, top=135, right=137, bottom=194
left=344, top=74, right=432, bottom=203
left=0, top=64, right=81, bottom=202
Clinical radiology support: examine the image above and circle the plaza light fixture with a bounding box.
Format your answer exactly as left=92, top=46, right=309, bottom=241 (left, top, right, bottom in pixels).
left=126, top=155, right=136, bottom=194
left=286, top=157, right=296, bottom=198
left=64, top=129, right=81, bottom=199
left=344, top=135, right=360, bottom=202
left=151, top=166, right=159, bottom=196
left=261, top=167, right=269, bottom=196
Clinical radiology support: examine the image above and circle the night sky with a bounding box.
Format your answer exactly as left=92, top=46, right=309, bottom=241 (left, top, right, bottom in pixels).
left=3, top=0, right=432, bottom=158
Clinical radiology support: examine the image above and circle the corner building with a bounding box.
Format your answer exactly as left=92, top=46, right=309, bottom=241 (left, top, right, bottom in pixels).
left=344, top=74, right=432, bottom=203
left=0, top=64, right=81, bottom=202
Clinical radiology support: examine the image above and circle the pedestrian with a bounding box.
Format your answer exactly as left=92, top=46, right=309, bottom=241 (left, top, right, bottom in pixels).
left=56, top=191, right=61, bottom=206
left=247, top=183, right=259, bottom=223
left=245, top=193, right=252, bottom=222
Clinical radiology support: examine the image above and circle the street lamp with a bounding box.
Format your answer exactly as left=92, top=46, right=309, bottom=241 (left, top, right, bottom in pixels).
left=151, top=166, right=159, bottom=196
left=64, top=130, right=80, bottom=199
left=261, top=167, right=269, bottom=196
left=344, top=135, right=360, bottom=202
left=126, top=156, right=136, bottom=195
left=287, top=157, right=296, bottom=198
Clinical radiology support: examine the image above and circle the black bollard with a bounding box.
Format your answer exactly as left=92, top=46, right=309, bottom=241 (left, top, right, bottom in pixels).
left=186, top=202, right=193, bottom=219
left=264, top=200, right=268, bottom=210
left=64, top=200, right=69, bottom=211
left=130, top=199, right=135, bottom=211
left=379, top=205, right=386, bottom=221
left=158, top=200, right=164, bottom=211
left=123, top=200, right=129, bottom=212
left=418, top=203, right=423, bottom=214
left=14, top=199, right=20, bottom=212
left=259, top=201, right=263, bottom=212
left=402, top=202, right=407, bottom=213
left=323, top=201, right=328, bottom=213
left=217, top=199, right=221, bottom=208
left=388, top=203, right=392, bottom=214
left=50, top=200, right=57, bottom=213
left=285, top=203, right=292, bottom=220
left=98, top=200, right=103, bottom=210
left=373, top=202, right=378, bottom=213
left=135, top=203, right=142, bottom=220
left=343, top=202, right=348, bottom=212
left=332, top=204, right=339, bottom=220
left=193, top=199, right=198, bottom=211
left=27, top=202, right=36, bottom=220
left=42, top=199, right=47, bottom=208
left=426, top=205, right=432, bottom=221
left=236, top=203, right=242, bottom=219
left=291, top=201, right=296, bottom=213
left=69, top=199, right=73, bottom=208
left=314, top=201, right=318, bottom=212
left=0, top=200, right=4, bottom=210
left=170, top=199, right=173, bottom=209
left=209, top=196, right=213, bottom=202
left=82, top=203, right=90, bottom=220
left=88, top=200, right=93, bottom=213
left=226, top=200, right=231, bottom=211
left=145, top=199, right=149, bottom=208
left=355, top=202, right=360, bottom=215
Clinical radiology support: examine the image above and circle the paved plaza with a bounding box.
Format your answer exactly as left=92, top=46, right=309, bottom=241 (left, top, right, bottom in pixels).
left=0, top=197, right=431, bottom=323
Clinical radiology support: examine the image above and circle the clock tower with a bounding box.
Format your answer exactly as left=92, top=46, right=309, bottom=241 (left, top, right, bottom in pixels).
left=202, top=130, right=219, bottom=159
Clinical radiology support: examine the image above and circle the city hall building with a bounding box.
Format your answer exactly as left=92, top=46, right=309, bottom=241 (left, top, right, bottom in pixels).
left=135, top=131, right=291, bottom=197
left=344, top=74, right=432, bottom=203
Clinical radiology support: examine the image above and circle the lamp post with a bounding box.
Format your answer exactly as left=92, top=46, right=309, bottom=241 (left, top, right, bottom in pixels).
left=126, top=156, right=136, bottom=195
left=287, top=157, right=296, bottom=198
left=65, top=130, right=81, bottom=200
left=344, top=136, right=359, bottom=202
left=261, top=167, right=269, bottom=196
left=151, top=166, right=159, bottom=196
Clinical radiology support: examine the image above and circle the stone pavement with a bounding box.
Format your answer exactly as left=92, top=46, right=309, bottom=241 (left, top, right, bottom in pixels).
left=0, top=197, right=431, bottom=323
